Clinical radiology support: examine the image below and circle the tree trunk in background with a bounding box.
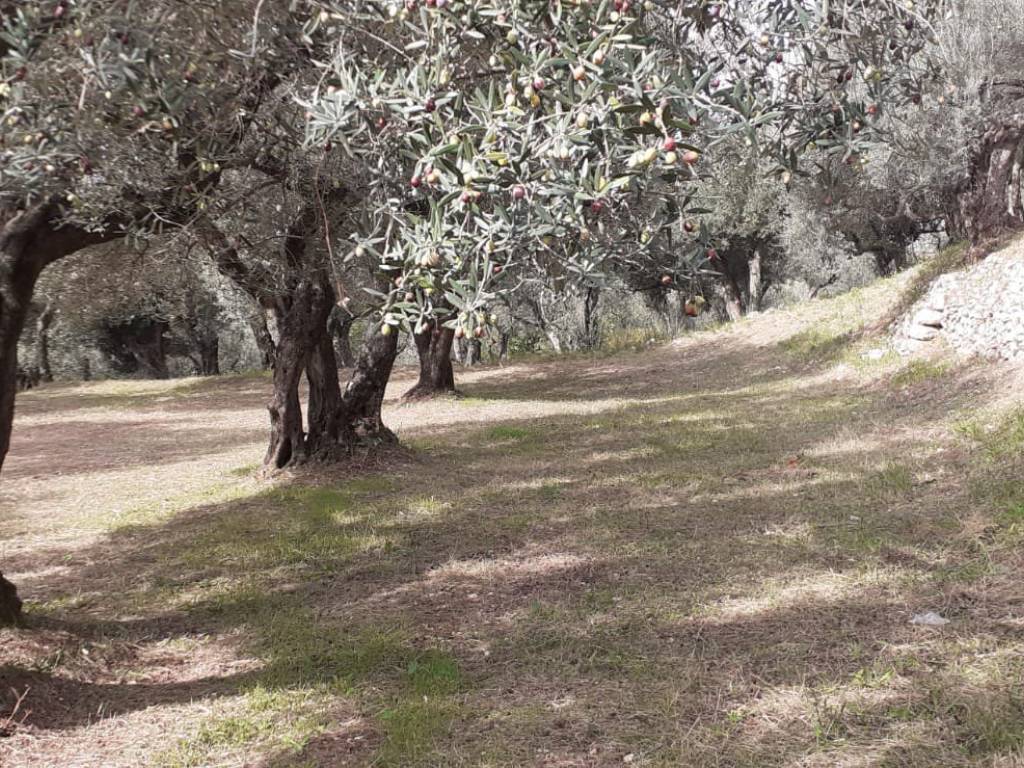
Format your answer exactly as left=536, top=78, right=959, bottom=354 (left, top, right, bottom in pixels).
left=748, top=249, right=763, bottom=313
left=197, top=334, right=220, bottom=376
left=340, top=322, right=399, bottom=443
left=328, top=306, right=356, bottom=368
left=720, top=274, right=744, bottom=322
left=467, top=337, right=481, bottom=366
left=581, top=287, right=600, bottom=349
left=35, top=303, right=54, bottom=382
left=544, top=329, right=563, bottom=354
left=127, top=320, right=170, bottom=379
left=960, top=118, right=1024, bottom=254
left=495, top=330, right=510, bottom=362
left=0, top=571, right=22, bottom=627
left=404, top=321, right=456, bottom=398
left=453, top=336, right=466, bottom=365
left=249, top=309, right=276, bottom=369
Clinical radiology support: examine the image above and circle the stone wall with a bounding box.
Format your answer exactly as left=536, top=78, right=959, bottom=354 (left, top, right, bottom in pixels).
left=894, top=243, right=1024, bottom=360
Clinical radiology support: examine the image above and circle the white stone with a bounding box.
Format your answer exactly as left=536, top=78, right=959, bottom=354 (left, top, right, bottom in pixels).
left=906, top=324, right=938, bottom=342
left=911, top=611, right=949, bottom=626
left=913, top=308, right=945, bottom=328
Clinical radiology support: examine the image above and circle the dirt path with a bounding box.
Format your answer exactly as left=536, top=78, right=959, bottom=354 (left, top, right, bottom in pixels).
left=2, top=273, right=1023, bottom=768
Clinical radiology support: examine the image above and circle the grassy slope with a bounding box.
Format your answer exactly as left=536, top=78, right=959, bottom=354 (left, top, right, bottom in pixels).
left=2, top=244, right=1023, bottom=768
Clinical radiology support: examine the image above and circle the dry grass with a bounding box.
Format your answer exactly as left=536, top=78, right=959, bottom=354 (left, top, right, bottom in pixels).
left=2, top=250, right=1024, bottom=767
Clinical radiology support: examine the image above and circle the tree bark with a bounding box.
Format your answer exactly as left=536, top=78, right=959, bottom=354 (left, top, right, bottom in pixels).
left=328, top=305, right=356, bottom=368
left=1, top=198, right=119, bottom=472
left=748, top=248, right=763, bottom=313
left=339, top=322, right=399, bottom=443
left=581, top=287, right=600, bottom=350
left=35, top=303, right=54, bottom=382
left=960, top=117, right=1024, bottom=253
left=0, top=200, right=118, bottom=625
left=196, top=335, right=220, bottom=376
left=0, top=571, right=22, bottom=627
left=404, top=320, right=456, bottom=399
left=304, top=280, right=343, bottom=459
left=720, top=274, right=744, bottom=322
left=495, top=330, right=510, bottom=362
left=467, top=337, right=482, bottom=366
left=249, top=309, right=276, bottom=369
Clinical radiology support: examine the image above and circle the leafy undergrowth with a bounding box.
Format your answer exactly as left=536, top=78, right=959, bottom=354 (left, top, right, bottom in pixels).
left=2, top=246, right=1023, bottom=767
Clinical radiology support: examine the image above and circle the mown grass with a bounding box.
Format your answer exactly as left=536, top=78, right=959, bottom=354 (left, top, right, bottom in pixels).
left=10, top=243, right=1024, bottom=767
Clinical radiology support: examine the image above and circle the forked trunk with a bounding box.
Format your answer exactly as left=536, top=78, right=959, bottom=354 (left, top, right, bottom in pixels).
left=404, top=321, right=456, bottom=399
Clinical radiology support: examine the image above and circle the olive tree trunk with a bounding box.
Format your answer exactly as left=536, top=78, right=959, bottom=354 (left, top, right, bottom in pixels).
left=404, top=320, right=456, bottom=399
left=748, top=248, right=763, bottom=313
left=0, top=199, right=120, bottom=623
left=0, top=571, right=22, bottom=627
left=960, top=116, right=1024, bottom=252
left=35, top=303, right=54, bottom=382
left=328, top=305, right=356, bottom=368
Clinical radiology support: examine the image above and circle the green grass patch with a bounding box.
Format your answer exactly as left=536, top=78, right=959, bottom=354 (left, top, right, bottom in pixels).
left=892, top=359, right=951, bottom=388
left=779, top=327, right=853, bottom=364
left=375, top=699, right=459, bottom=767
left=868, top=462, right=914, bottom=496
left=156, top=686, right=329, bottom=768
left=486, top=425, right=535, bottom=441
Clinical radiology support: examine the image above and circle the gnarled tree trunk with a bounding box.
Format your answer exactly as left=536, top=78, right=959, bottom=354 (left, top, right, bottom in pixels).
left=960, top=115, right=1024, bottom=253
left=340, top=322, right=399, bottom=443
left=404, top=320, right=456, bottom=399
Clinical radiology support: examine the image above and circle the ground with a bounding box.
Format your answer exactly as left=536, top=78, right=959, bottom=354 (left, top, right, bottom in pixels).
left=2, top=256, right=1023, bottom=767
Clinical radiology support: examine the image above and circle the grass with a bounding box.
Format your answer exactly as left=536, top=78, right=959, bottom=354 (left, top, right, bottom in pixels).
left=6, top=241, right=1024, bottom=767
left=892, top=359, right=951, bottom=387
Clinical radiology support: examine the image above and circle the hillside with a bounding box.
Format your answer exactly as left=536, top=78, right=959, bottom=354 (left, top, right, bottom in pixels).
left=2, top=247, right=1023, bottom=768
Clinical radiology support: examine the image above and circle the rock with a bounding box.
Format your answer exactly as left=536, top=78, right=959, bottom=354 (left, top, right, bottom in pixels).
left=927, top=290, right=946, bottom=311
left=913, top=307, right=944, bottom=328
left=911, top=611, right=949, bottom=626
left=862, top=347, right=887, bottom=361
left=906, top=324, right=938, bottom=342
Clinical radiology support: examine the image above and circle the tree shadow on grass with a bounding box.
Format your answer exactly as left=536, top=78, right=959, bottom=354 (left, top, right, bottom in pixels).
left=2, top=344, right=1020, bottom=766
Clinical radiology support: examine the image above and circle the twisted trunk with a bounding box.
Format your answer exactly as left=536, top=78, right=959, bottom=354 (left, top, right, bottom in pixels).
left=340, top=322, right=399, bottom=442
left=404, top=320, right=456, bottom=399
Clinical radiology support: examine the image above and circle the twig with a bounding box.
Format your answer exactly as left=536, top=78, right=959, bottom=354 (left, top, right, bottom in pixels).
left=1, top=686, right=31, bottom=737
